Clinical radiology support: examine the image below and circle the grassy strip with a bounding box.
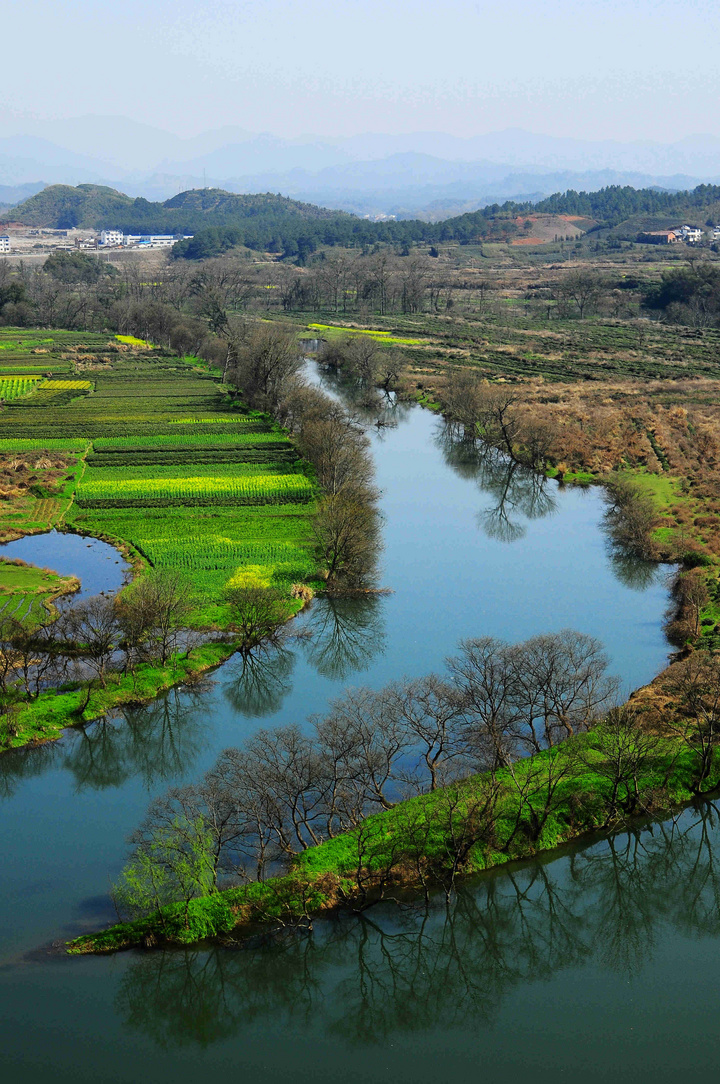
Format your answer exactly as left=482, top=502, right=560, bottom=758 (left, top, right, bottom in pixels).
left=3, top=641, right=239, bottom=751
left=67, top=724, right=705, bottom=954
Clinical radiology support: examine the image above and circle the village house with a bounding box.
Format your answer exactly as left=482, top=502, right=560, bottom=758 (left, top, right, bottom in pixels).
left=638, top=230, right=678, bottom=244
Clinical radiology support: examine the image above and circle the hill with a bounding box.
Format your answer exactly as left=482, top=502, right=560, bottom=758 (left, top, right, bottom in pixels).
left=2, top=184, right=135, bottom=229
left=8, top=180, right=720, bottom=259
left=0, top=184, right=355, bottom=234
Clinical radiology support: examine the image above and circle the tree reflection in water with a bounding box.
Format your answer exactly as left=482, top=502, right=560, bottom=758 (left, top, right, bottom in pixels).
left=300, top=595, right=387, bottom=681
left=0, top=740, right=61, bottom=800
left=607, top=547, right=663, bottom=591
left=436, top=426, right=558, bottom=543
left=115, top=801, right=720, bottom=1051
left=222, top=645, right=297, bottom=718
left=58, top=684, right=211, bottom=792
left=438, top=423, right=663, bottom=592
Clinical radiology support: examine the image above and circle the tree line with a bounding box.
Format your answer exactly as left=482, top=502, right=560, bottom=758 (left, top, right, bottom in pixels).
left=111, top=621, right=720, bottom=930
left=112, top=626, right=631, bottom=919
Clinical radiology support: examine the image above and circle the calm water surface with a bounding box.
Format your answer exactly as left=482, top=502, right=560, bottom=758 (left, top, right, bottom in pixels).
left=0, top=529, right=129, bottom=599
left=0, top=378, right=695, bottom=1081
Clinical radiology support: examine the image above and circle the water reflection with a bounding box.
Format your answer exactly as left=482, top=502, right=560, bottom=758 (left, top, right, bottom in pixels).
left=0, top=740, right=60, bottom=800
left=222, top=646, right=297, bottom=718
left=309, top=363, right=414, bottom=431
left=300, top=596, right=386, bottom=680
left=607, top=547, right=664, bottom=591
left=64, top=685, right=210, bottom=791
left=115, top=801, right=720, bottom=1051
left=435, top=428, right=558, bottom=543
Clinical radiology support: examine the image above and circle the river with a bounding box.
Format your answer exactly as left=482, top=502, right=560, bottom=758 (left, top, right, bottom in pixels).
left=0, top=369, right=692, bottom=1081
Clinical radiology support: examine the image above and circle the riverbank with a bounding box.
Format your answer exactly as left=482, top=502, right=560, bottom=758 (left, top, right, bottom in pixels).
left=68, top=712, right=708, bottom=954
left=2, top=640, right=239, bottom=750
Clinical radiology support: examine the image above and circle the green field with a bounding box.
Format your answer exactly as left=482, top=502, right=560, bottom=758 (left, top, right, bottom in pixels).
left=0, top=328, right=317, bottom=626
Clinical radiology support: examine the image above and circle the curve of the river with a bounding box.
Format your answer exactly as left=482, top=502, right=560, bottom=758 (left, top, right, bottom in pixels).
left=0, top=370, right=688, bottom=1082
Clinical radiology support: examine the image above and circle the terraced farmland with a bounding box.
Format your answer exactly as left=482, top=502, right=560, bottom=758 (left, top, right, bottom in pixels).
left=0, top=328, right=317, bottom=625
left=0, top=376, right=42, bottom=400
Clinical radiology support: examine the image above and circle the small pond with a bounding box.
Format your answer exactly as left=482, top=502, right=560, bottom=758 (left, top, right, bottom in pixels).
left=0, top=530, right=129, bottom=600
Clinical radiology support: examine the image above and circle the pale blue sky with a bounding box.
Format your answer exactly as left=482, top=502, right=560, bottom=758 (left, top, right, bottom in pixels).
left=3, top=0, right=720, bottom=140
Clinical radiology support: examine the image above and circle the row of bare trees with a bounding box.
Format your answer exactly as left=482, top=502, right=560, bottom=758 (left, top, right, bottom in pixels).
left=113, top=629, right=627, bottom=916
left=218, top=322, right=383, bottom=590
left=114, top=627, right=720, bottom=926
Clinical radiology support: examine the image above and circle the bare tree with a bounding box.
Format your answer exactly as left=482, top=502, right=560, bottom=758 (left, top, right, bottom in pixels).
left=224, top=585, right=287, bottom=655
left=67, top=595, right=119, bottom=687
left=386, top=674, right=467, bottom=790
left=226, top=322, right=302, bottom=411
left=561, top=270, right=604, bottom=319
left=312, top=490, right=381, bottom=588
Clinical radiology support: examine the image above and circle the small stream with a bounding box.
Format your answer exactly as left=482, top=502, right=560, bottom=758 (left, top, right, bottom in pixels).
left=0, top=368, right=690, bottom=1082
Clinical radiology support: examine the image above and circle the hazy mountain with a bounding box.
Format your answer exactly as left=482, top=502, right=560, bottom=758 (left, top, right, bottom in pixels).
left=331, top=129, right=720, bottom=176
left=190, top=159, right=704, bottom=218
left=1, top=115, right=720, bottom=219
left=0, top=136, right=117, bottom=186
left=0, top=182, right=47, bottom=211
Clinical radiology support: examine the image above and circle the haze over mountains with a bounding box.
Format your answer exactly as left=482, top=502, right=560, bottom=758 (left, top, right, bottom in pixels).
left=2, top=115, right=720, bottom=219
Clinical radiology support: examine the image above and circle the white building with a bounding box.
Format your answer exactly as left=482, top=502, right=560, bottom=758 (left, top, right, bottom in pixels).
left=123, top=234, right=177, bottom=248
left=0, top=236, right=10, bottom=253
left=99, top=229, right=124, bottom=247
left=675, top=224, right=704, bottom=243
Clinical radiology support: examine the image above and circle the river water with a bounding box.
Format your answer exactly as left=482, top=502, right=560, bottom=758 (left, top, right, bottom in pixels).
left=0, top=372, right=698, bottom=1081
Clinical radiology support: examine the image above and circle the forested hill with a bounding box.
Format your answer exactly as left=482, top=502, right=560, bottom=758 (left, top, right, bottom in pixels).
left=0, top=184, right=352, bottom=232
left=6, top=181, right=720, bottom=259
left=533, top=183, right=720, bottom=222
left=173, top=183, right=720, bottom=258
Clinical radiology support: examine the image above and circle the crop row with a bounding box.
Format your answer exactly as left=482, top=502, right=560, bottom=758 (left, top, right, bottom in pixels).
left=84, top=461, right=299, bottom=480
left=92, top=430, right=281, bottom=449
left=86, top=450, right=297, bottom=469
left=140, top=537, right=314, bottom=570
left=0, top=377, right=42, bottom=400
left=38, top=380, right=93, bottom=391
left=72, top=502, right=312, bottom=534
left=0, top=438, right=90, bottom=452
left=76, top=472, right=313, bottom=503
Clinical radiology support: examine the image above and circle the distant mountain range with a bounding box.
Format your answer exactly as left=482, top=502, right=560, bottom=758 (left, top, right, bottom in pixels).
left=2, top=115, right=720, bottom=217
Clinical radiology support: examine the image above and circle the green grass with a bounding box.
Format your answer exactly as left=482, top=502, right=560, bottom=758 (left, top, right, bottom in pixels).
left=0, top=559, right=79, bottom=627
left=630, top=471, right=681, bottom=507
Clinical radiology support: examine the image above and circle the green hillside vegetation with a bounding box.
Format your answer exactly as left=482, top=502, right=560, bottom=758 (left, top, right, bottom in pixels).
left=0, top=184, right=355, bottom=236
left=8, top=181, right=720, bottom=260
left=2, top=184, right=135, bottom=230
